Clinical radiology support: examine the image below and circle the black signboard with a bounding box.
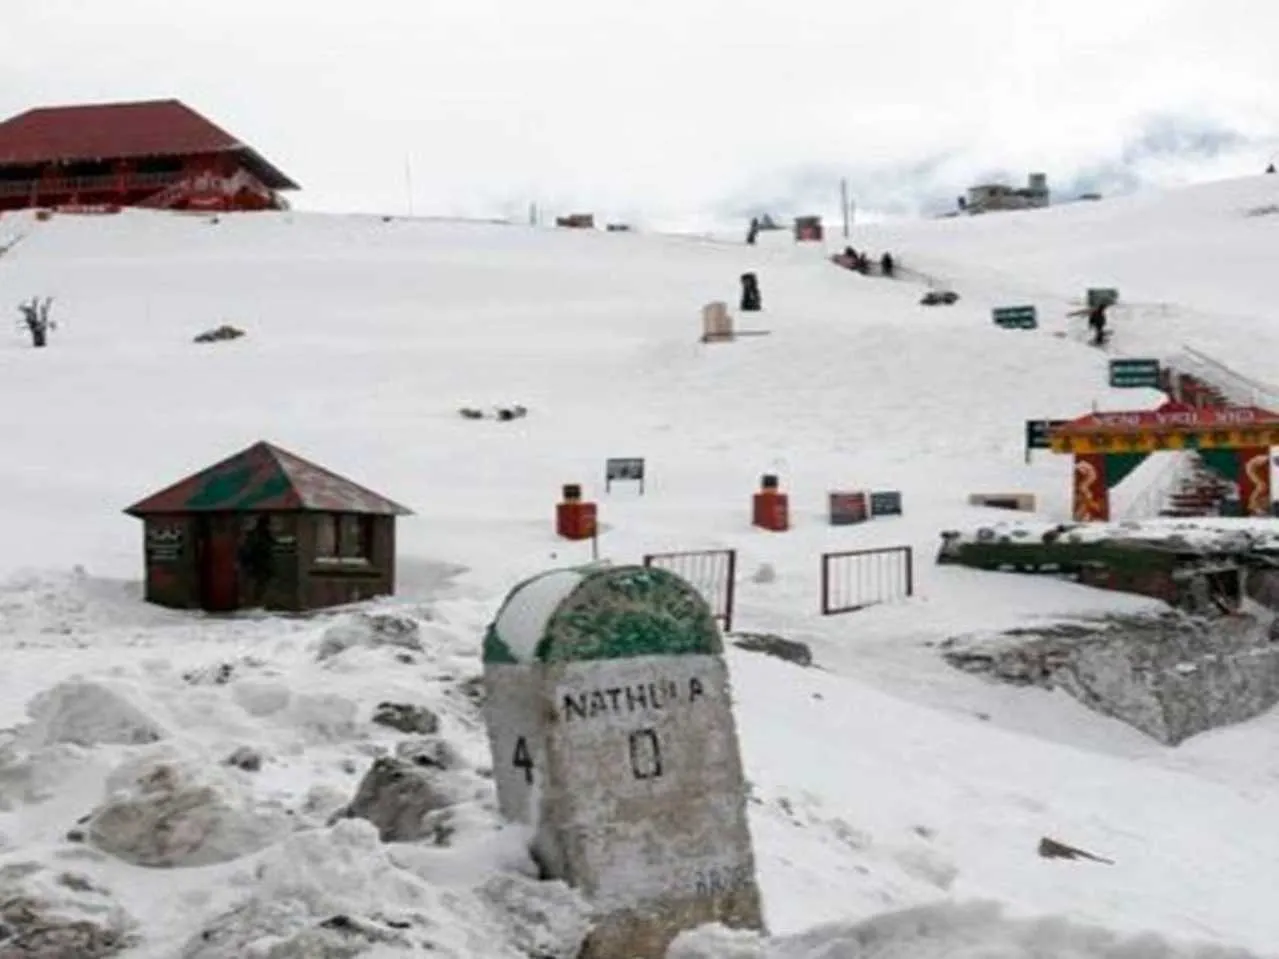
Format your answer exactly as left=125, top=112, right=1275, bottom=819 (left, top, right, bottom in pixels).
left=869, top=490, right=903, bottom=517
left=1025, top=419, right=1069, bottom=463
left=605, top=457, right=646, bottom=493
left=145, top=525, right=184, bottom=563
left=829, top=491, right=869, bottom=525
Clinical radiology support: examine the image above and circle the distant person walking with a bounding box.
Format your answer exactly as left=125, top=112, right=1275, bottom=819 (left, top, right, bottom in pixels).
left=746, top=217, right=760, bottom=245
left=880, top=252, right=895, bottom=278
left=1087, top=301, right=1109, bottom=346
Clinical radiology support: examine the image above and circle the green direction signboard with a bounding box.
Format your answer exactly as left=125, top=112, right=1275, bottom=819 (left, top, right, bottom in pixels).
left=1087, top=288, right=1120, bottom=308
left=1109, top=358, right=1161, bottom=389
left=992, top=305, right=1038, bottom=329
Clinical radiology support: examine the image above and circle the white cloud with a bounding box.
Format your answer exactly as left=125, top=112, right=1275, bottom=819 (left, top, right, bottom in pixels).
left=2, top=0, right=1277, bottom=222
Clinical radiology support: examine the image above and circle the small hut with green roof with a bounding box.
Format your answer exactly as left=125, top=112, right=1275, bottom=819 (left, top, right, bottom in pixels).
left=125, top=440, right=412, bottom=613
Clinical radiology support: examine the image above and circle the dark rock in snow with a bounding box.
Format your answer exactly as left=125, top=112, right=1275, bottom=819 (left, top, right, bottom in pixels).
left=223, top=747, right=263, bottom=773
left=0, top=895, right=134, bottom=957
left=315, top=612, right=424, bottom=661
left=1038, top=836, right=1114, bottom=865
left=192, top=324, right=245, bottom=344
left=341, top=756, right=458, bottom=842
left=394, top=737, right=459, bottom=770
left=372, top=702, right=440, bottom=736
left=732, top=633, right=814, bottom=668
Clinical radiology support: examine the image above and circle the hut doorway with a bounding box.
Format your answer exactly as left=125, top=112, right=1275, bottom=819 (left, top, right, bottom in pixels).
left=195, top=514, right=241, bottom=612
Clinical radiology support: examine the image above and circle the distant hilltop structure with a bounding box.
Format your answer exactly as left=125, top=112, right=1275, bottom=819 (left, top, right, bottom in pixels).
left=958, top=172, right=1050, bottom=215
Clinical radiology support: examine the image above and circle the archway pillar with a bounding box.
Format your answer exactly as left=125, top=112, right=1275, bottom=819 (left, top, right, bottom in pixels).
left=1072, top=453, right=1110, bottom=522
left=1237, top=446, right=1272, bottom=517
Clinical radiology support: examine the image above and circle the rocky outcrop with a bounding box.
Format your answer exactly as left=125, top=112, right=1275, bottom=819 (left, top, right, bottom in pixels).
left=944, top=610, right=1279, bottom=745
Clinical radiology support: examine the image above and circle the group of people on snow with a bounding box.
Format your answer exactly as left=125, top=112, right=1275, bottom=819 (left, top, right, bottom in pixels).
left=743, top=217, right=896, bottom=279
left=834, top=245, right=894, bottom=278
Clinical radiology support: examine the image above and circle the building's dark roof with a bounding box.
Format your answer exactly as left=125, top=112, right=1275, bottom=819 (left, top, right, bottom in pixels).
left=0, top=99, right=298, bottom=190
left=125, top=441, right=412, bottom=517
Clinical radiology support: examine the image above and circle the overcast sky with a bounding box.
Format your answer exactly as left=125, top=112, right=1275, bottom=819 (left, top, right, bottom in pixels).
left=3, top=0, right=1277, bottom=227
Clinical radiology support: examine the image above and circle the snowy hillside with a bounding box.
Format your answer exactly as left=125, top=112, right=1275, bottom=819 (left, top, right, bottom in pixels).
left=0, top=176, right=1277, bottom=957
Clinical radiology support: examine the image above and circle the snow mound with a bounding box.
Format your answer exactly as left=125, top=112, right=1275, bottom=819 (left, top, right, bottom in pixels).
left=668, top=901, right=1268, bottom=958
left=181, top=818, right=591, bottom=959
left=231, top=679, right=293, bottom=718
left=19, top=679, right=167, bottom=748
left=315, top=611, right=427, bottom=661
left=0, top=743, right=97, bottom=809
left=285, top=692, right=360, bottom=742
left=87, top=751, right=293, bottom=867
left=475, top=873, right=593, bottom=959
left=0, top=567, right=181, bottom=639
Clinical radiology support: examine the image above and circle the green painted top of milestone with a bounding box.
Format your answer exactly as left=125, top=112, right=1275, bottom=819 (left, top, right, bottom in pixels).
left=484, top=564, right=722, bottom=665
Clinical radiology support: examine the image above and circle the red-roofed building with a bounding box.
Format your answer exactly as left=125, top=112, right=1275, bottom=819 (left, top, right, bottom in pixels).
left=0, top=99, right=298, bottom=213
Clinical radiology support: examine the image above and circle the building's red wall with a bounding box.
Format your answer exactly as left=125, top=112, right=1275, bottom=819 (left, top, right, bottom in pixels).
left=0, top=153, right=283, bottom=213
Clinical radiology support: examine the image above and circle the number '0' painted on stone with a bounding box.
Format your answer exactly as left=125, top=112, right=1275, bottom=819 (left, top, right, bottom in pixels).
left=482, top=564, right=765, bottom=959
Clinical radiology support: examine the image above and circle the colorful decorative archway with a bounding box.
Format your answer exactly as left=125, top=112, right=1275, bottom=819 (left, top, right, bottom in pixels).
left=1049, top=401, right=1279, bottom=521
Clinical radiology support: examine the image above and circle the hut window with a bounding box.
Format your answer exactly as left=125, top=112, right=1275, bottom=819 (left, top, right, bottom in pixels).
left=315, top=513, right=373, bottom=562
left=339, top=514, right=374, bottom=560
left=316, top=515, right=338, bottom=558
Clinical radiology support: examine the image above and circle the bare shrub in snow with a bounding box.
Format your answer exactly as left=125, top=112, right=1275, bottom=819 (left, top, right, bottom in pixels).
left=314, top=612, right=424, bottom=661
left=16, top=295, right=55, bottom=348
left=87, top=754, right=292, bottom=868
left=19, top=680, right=165, bottom=749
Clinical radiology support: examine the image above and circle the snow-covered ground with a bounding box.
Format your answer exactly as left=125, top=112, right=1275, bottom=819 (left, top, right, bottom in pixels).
left=1, top=175, right=1278, bottom=956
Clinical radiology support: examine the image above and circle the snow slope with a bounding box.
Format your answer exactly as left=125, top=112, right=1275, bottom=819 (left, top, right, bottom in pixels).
left=0, top=177, right=1277, bottom=956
